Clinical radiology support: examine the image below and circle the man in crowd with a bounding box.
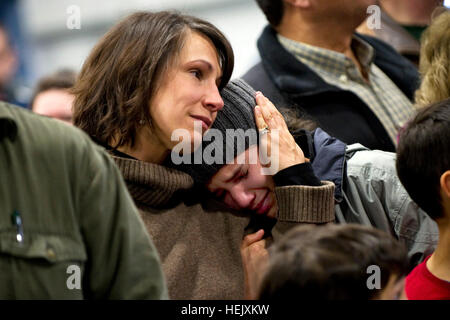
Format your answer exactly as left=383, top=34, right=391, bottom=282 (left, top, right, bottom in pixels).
left=243, top=0, right=419, bottom=152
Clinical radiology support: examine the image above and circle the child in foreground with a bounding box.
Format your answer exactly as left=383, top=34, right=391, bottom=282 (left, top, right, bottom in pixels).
left=257, top=223, right=409, bottom=300
left=396, top=98, right=450, bottom=300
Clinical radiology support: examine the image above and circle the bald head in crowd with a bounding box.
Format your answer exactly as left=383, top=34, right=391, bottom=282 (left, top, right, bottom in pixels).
left=31, top=69, right=76, bottom=124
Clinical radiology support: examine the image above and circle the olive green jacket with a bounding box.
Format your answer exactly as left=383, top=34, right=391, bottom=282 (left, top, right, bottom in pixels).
left=0, top=102, right=168, bottom=299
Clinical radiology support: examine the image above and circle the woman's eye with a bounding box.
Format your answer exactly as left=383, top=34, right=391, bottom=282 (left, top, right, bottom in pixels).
left=190, top=69, right=202, bottom=79
left=236, top=170, right=248, bottom=181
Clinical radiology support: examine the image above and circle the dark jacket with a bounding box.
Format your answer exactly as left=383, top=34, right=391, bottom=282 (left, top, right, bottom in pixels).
left=243, top=26, right=420, bottom=152
left=296, top=128, right=438, bottom=266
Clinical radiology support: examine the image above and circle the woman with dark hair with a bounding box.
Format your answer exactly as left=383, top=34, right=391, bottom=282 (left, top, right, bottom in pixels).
left=73, top=11, right=233, bottom=158
left=72, top=11, right=243, bottom=299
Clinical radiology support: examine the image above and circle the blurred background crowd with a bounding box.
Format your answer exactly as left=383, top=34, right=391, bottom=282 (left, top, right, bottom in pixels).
left=2, top=0, right=447, bottom=111
left=0, top=0, right=267, bottom=108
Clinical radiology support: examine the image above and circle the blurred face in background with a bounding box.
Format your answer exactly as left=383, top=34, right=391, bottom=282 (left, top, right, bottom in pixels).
left=207, top=146, right=278, bottom=218
left=32, top=89, right=74, bottom=124
left=149, top=30, right=224, bottom=151
left=0, top=27, right=18, bottom=89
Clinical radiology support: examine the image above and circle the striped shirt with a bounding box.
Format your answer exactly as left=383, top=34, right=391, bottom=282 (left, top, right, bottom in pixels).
left=277, top=34, right=414, bottom=146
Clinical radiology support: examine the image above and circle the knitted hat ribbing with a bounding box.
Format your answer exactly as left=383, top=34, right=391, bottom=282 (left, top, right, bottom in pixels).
left=174, top=78, right=258, bottom=184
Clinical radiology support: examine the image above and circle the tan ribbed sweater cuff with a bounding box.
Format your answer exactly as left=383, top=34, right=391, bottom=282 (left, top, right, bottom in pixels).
left=275, top=180, right=335, bottom=223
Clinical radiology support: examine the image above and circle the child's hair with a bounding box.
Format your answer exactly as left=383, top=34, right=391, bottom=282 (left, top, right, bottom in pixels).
left=258, top=224, right=409, bottom=300
left=396, top=98, right=450, bottom=219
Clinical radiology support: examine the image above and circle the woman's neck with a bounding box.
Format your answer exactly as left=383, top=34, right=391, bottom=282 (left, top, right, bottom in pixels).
left=116, top=127, right=170, bottom=164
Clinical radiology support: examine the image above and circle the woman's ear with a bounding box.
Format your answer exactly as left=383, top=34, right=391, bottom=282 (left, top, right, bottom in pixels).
left=440, top=170, right=450, bottom=199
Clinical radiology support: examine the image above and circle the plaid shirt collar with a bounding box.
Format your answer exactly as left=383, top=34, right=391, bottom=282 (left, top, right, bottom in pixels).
left=277, top=34, right=375, bottom=78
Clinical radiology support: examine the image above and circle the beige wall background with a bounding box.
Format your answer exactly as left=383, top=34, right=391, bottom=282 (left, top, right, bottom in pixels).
left=19, top=0, right=267, bottom=83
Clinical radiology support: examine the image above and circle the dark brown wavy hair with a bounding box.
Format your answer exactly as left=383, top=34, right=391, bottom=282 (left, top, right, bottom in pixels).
left=72, top=11, right=234, bottom=148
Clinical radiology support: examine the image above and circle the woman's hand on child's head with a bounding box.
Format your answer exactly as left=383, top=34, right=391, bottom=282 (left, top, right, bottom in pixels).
left=254, top=92, right=306, bottom=173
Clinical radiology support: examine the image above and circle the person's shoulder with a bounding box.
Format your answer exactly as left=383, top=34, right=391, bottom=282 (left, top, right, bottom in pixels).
left=407, top=258, right=427, bottom=279
left=3, top=101, right=83, bottom=137
left=243, top=25, right=279, bottom=87
left=405, top=256, right=432, bottom=299
left=2, top=101, right=105, bottom=161
left=241, top=62, right=287, bottom=106
left=242, top=62, right=266, bottom=87
left=346, top=146, right=398, bottom=177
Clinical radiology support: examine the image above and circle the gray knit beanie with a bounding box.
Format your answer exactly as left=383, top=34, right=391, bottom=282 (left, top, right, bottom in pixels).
left=173, top=78, right=258, bottom=185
